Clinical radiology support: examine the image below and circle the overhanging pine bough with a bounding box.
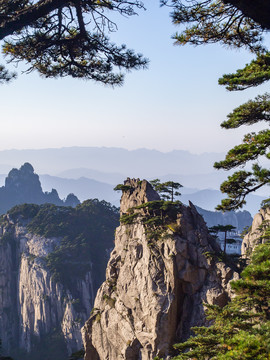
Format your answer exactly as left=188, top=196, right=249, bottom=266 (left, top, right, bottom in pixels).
left=0, top=0, right=148, bottom=85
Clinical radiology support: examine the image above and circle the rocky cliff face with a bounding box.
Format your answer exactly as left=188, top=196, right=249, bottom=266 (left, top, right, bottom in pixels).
left=0, top=218, right=93, bottom=358
left=0, top=200, right=118, bottom=359
left=82, top=179, right=238, bottom=360
left=242, top=206, right=270, bottom=256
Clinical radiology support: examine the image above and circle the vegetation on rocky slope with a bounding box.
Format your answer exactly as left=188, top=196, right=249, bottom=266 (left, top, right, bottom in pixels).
left=170, top=225, right=270, bottom=360
left=120, top=199, right=183, bottom=241
left=3, top=200, right=119, bottom=291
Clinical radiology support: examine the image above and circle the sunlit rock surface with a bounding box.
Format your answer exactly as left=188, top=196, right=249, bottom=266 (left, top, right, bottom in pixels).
left=82, top=179, right=238, bottom=360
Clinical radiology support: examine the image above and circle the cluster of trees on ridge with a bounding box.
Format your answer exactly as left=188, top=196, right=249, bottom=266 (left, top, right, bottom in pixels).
left=1, top=1, right=270, bottom=359
left=4, top=199, right=119, bottom=292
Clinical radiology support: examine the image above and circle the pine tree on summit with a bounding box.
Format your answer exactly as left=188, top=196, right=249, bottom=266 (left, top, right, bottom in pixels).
left=150, top=179, right=182, bottom=202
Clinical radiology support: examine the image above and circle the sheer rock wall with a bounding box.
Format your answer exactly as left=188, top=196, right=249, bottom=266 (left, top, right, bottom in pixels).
left=0, top=216, right=94, bottom=357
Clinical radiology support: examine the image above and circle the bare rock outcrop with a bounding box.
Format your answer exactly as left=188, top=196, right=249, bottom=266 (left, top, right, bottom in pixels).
left=82, top=179, right=237, bottom=360
left=119, top=178, right=160, bottom=215
left=242, top=206, right=270, bottom=256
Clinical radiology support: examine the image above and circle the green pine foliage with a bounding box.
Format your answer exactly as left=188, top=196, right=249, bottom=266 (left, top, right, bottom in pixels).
left=120, top=199, right=182, bottom=242
left=7, top=203, right=40, bottom=220
left=168, top=1, right=270, bottom=211
left=170, top=234, right=270, bottom=360
left=208, top=224, right=236, bottom=253
left=0, top=1, right=148, bottom=85
left=218, top=54, right=270, bottom=91
left=0, top=64, right=16, bottom=84
left=113, top=184, right=133, bottom=192
left=261, top=198, right=270, bottom=209
left=168, top=0, right=266, bottom=53
left=212, top=39, right=270, bottom=211
left=117, top=179, right=183, bottom=240
left=149, top=179, right=182, bottom=201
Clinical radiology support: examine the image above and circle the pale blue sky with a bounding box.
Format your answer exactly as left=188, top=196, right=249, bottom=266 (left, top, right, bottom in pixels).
left=0, top=2, right=268, bottom=154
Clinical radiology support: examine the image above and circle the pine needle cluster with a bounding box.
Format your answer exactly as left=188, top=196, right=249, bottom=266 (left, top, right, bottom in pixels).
left=0, top=0, right=148, bottom=85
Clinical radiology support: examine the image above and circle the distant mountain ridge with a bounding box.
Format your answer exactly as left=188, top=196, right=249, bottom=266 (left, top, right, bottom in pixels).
left=39, top=176, right=265, bottom=216
left=57, top=168, right=125, bottom=185
left=0, top=146, right=225, bottom=177
left=0, top=163, right=80, bottom=214
left=195, top=205, right=252, bottom=233
left=0, top=163, right=254, bottom=258
left=180, top=189, right=264, bottom=217
left=0, top=146, right=266, bottom=214
left=40, top=174, right=119, bottom=205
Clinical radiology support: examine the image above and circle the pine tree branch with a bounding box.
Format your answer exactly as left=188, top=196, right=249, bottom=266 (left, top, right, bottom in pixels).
left=219, top=53, right=270, bottom=91
left=221, top=94, right=270, bottom=129
left=0, top=0, right=71, bottom=40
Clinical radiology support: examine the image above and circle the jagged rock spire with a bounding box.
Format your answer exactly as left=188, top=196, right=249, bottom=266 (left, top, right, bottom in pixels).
left=82, top=179, right=237, bottom=360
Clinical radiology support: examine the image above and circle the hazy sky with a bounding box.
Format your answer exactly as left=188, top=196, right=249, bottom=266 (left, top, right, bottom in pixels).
left=0, top=2, right=268, bottom=154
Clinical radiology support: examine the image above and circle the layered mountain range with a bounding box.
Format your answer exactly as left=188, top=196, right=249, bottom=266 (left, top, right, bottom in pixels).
left=0, top=163, right=253, bottom=235
left=0, top=147, right=265, bottom=215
